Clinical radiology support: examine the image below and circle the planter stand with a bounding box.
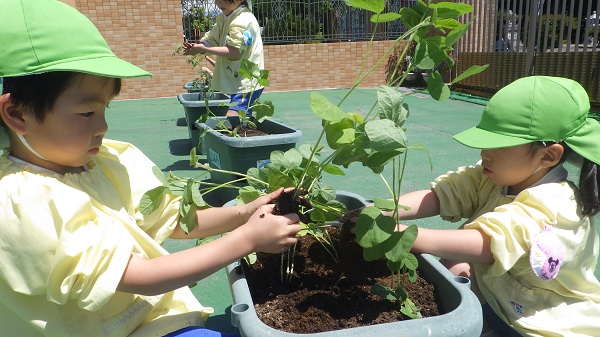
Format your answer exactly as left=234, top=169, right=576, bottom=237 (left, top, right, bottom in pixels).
left=177, top=92, right=230, bottom=152
left=197, top=117, right=303, bottom=204
left=225, top=191, right=483, bottom=337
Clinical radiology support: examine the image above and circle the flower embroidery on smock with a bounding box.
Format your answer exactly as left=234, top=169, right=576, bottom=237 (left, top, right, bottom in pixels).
left=529, top=225, right=564, bottom=280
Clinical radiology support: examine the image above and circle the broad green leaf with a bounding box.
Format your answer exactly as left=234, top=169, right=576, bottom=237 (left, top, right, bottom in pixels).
left=239, top=58, right=261, bottom=79
left=140, top=186, right=167, bottom=215
left=322, top=163, right=345, bottom=176
left=431, top=2, right=473, bottom=19
left=267, top=170, right=296, bottom=191
left=451, top=64, right=489, bottom=84
left=445, top=20, right=472, bottom=47
left=434, top=18, right=461, bottom=30
left=152, top=166, right=169, bottom=186
left=371, top=283, right=397, bottom=301
left=253, top=99, right=275, bottom=122
left=427, top=71, right=450, bottom=101
left=345, top=0, right=385, bottom=14
left=355, top=206, right=395, bottom=248
left=402, top=252, right=419, bottom=272
left=331, top=145, right=368, bottom=167
left=383, top=232, right=408, bottom=263
left=179, top=203, right=197, bottom=234
left=399, top=7, right=425, bottom=29
left=414, top=40, right=445, bottom=70
left=190, top=181, right=206, bottom=207
left=371, top=12, right=401, bottom=23
left=269, top=151, right=286, bottom=168
left=364, top=119, right=407, bottom=153
left=310, top=92, right=346, bottom=123
left=365, top=149, right=405, bottom=169
left=363, top=244, right=385, bottom=261
left=377, top=85, right=408, bottom=127
left=373, top=198, right=397, bottom=211
left=283, top=148, right=304, bottom=169
left=237, top=186, right=263, bottom=204
left=400, top=297, right=422, bottom=319
left=325, top=119, right=356, bottom=148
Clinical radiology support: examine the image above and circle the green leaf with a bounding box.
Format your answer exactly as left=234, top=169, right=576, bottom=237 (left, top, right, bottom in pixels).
left=179, top=203, right=197, bottom=234
left=365, top=119, right=407, bottom=153
left=152, top=166, right=169, bottom=186
left=322, top=163, right=345, bottom=176
left=377, top=86, right=408, bottom=127
left=282, top=148, right=304, bottom=169
left=253, top=99, right=275, bottom=122
left=363, top=245, right=385, bottom=261
left=310, top=92, right=346, bottom=123
left=267, top=170, right=296, bottom=191
left=365, top=149, right=405, bottom=169
left=373, top=198, right=397, bottom=211
left=445, top=20, right=472, bottom=47
left=371, top=12, right=401, bottom=23
left=434, top=18, right=461, bottom=30
left=331, top=145, right=368, bottom=167
left=371, top=283, right=398, bottom=301
left=325, top=119, right=356, bottom=148
left=451, top=64, right=489, bottom=84
left=407, top=141, right=433, bottom=171
left=399, top=7, right=425, bottom=30
left=345, top=0, right=385, bottom=14
left=355, top=206, right=396, bottom=248
left=427, top=71, right=450, bottom=101
left=237, top=186, right=263, bottom=204
left=431, top=2, right=473, bottom=19
left=140, top=186, right=167, bottom=215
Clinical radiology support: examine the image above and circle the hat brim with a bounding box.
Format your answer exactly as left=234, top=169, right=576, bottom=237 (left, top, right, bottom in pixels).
left=28, top=56, right=152, bottom=79
left=453, top=126, right=532, bottom=149
left=565, top=118, right=600, bottom=165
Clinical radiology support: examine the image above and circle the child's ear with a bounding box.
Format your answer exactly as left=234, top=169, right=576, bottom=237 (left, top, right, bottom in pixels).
left=0, top=93, right=27, bottom=135
left=540, top=144, right=564, bottom=168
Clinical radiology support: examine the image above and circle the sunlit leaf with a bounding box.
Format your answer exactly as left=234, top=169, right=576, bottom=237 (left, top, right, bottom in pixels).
left=427, top=71, right=450, bottom=101
left=451, top=64, right=489, bottom=84
left=345, top=0, right=385, bottom=14
left=371, top=12, right=401, bottom=23
left=140, top=186, right=167, bottom=215
left=310, top=92, right=346, bottom=123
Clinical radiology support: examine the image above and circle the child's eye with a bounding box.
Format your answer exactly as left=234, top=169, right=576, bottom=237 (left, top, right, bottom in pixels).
left=81, top=111, right=94, bottom=117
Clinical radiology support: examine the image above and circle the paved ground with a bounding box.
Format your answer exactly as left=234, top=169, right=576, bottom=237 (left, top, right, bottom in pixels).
left=104, top=88, right=600, bottom=333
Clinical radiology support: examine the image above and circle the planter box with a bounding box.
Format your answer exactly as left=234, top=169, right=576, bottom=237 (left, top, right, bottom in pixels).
left=197, top=117, right=303, bottom=203
left=225, top=191, right=483, bottom=337
left=177, top=92, right=230, bottom=152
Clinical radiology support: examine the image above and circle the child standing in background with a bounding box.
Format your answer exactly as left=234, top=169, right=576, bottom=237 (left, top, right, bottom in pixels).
left=366, top=76, right=600, bottom=336
left=0, top=1, right=299, bottom=336
left=183, top=0, right=264, bottom=117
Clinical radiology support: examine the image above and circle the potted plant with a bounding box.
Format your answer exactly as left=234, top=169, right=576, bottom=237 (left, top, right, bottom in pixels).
left=143, top=0, right=489, bottom=334
left=174, top=46, right=231, bottom=152
left=220, top=0, right=488, bottom=335
left=194, top=59, right=303, bottom=204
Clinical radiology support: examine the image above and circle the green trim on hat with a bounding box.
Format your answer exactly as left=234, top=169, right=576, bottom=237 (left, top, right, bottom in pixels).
left=0, top=0, right=151, bottom=79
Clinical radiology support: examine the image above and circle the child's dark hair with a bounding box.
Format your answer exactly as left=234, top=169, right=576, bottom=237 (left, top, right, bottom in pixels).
left=531, top=141, right=600, bottom=216
left=2, top=72, right=121, bottom=123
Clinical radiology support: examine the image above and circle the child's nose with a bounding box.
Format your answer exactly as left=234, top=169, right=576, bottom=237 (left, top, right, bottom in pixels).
left=95, top=117, right=108, bottom=136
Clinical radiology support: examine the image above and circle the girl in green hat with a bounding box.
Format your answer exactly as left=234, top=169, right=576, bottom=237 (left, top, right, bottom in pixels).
left=0, top=1, right=298, bottom=336
left=369, top=76, right=600, bottom=336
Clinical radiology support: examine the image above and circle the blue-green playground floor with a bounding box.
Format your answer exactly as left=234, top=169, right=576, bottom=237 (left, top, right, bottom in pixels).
left=104, top=88, right=600, bottom=333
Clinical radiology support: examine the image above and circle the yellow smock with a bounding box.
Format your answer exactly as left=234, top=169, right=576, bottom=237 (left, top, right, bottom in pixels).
left=432, top=163, right=600, bottom=337
left=200, top=6, right=264, bottom=95
left=0, top=139, right=213, bottom=337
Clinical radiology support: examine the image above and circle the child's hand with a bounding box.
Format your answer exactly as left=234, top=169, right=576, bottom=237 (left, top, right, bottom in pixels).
left=182, top=42, right=203, bottom=55
left=241, top=204, right=300, bottom=254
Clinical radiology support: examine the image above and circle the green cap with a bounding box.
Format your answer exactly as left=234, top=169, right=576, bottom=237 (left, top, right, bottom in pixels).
left=454, top=76, right=600, bottom=165
left=0, top=0, right=151, bottom=79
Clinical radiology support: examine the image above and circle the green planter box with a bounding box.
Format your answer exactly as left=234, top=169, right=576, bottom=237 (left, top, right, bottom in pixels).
left=225, top=191, right=483, bottom=337
left=177, top=92, right=230, bottom=152
left=196, top=117, right=303, bottom=203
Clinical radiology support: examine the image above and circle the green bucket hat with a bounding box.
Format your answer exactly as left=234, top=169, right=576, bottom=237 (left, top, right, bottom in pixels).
left=0, top=0, right=151, bottom=79
left=453, top=76, right=600, bottom=165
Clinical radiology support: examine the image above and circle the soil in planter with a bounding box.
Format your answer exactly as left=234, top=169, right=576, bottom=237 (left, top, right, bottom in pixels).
left=221, top=125, right=270, bottom=137
left=242, top=226, right=441, bottom=334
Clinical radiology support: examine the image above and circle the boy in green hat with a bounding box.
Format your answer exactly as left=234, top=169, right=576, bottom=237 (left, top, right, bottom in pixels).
left=367, top=76, right=600, bottom=336
left=0, top=1, right=299, bottom=336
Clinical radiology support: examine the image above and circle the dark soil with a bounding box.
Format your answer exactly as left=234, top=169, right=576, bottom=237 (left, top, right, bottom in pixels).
left=242, top=226, right=441, bottom=334
left=223, top=125, right=270, bottom=137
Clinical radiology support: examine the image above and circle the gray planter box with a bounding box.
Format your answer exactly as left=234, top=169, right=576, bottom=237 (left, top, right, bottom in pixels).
left=177, top=92, right=230, bottom=152
left=196, top=117, right=303, bottom=204
left=225, top=191, right=483, bottom=337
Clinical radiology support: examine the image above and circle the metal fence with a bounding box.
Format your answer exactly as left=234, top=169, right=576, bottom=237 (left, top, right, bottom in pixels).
left=455, top=0, right=600, bottom=108
left=180, top=0, right=417, bottom=44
